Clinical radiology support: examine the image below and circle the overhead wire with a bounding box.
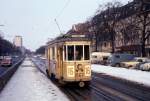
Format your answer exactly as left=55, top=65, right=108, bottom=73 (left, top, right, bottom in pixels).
left=55, top=0, right=71, bottom=19
left=54, top=0, right=71, bottom=34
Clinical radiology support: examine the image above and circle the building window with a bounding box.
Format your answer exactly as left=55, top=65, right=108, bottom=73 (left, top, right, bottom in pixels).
left=104, top=42, right=107, bottom=47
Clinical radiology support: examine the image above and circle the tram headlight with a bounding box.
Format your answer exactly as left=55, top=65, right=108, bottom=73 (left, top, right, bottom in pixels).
left=67, top=66, right=75, bottom=77
left=85, top=65, right=91, bottom=76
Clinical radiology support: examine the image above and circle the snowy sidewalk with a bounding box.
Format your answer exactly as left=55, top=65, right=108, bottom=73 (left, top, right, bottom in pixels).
left=92, top=64, right=150, bottom=87
left=0, top=58, right=69, bottom=101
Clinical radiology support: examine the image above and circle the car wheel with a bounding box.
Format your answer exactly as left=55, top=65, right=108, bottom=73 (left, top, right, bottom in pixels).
left=116, top=63, right=120, bottom=67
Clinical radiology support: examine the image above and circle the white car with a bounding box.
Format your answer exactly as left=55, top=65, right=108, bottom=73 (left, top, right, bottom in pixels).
left=120, top=57, right=148, bottom=69
left=91, top=52, right=111, bottom=65
left=139, top=60, right=150, bottom=71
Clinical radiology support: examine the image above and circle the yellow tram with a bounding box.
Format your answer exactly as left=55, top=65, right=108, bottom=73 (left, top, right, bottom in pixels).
left=45, top=34, right=91, bottom=87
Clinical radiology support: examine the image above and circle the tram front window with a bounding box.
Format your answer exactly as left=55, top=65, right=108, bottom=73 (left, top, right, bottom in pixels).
left=65, top=45, right=90, bottom=61
left=84, top=45, right=90, bottom=60
left=67, top=45, right=74, bottom=60
left=75, top=45, right=83, bottom=60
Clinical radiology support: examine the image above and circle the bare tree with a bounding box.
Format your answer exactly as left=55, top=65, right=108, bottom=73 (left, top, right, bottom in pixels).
left=123, top=0, right=150, bottom=56
left=90, top=1, right=122, bottom=52
left=90, top=5, right=106, bottom=51
left=114, top=0, right=150, bottom=56
left=105, top=2, right=123, bottom=53
left=137, top=0, right=150, bottom=57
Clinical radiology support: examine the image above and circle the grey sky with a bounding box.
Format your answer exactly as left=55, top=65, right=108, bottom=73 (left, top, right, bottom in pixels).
left=0, top=0, right=130, bottom=51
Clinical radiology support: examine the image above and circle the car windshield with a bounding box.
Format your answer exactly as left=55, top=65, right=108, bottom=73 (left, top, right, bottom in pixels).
left=4, top=56, right=12, bottom=59
left=131, top=58, right=147, bottom=62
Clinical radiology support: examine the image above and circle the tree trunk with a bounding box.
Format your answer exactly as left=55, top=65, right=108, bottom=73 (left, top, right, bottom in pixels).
left=111, top=39, right=115, bottom=53
left=141, top=14, right=147, bottom=57
left=141, top=40, right=146, bottom=57
left=95, top=33, right=98, bottom=52
left=111, top=30, right=115, bottom=53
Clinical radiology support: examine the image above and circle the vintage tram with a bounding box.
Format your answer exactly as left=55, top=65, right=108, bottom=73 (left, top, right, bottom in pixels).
left=45, top=34, right=91, bottom=87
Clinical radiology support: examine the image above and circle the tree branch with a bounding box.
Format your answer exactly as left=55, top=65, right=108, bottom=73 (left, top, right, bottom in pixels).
left=144, top=31, right=150, bottom=41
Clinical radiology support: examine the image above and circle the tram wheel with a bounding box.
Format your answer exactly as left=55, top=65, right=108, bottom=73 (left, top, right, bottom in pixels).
left=79, top=81, right=85, bottom=87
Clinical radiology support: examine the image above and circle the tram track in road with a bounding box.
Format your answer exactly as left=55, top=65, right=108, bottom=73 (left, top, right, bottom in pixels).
left=32, top=59, right=150, bottom=101
left=91, top=79, right=139, bottom=101
left=89, top=84, right=123, bottom=101
left=56, top=74, right=150, bottom=101
left=61, top=87, right=90, bottom=101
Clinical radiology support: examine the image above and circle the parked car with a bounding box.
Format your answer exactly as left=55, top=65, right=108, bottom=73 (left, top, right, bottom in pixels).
left=91, top=52, right=111, bottom=65
left=107, top=53, right=135, bottom=67
left=1, top=56, right=12, bottom=67
left=12, top=55, right=20, bottom=63
left=138, top=59, right=150, bottom=71
left=120, top=57, right=148, bottom=68
left=40, top=56, right=46, bottom=60
left=0, top=56, right=3, bottom=66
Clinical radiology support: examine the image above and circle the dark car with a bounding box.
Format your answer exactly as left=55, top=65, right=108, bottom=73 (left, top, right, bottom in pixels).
left=1, top=56, right=12, bottom=67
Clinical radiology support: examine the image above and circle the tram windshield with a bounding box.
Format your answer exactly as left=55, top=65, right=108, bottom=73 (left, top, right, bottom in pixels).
left=64, top=45, right=90, bottom=61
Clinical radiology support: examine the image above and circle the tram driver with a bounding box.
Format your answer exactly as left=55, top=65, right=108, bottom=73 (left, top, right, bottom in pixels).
left=75, top=46, right=83, bottom=60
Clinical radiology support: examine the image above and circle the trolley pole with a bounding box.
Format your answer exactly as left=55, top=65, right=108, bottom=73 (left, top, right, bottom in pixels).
left=54, top=19, right=62, bottom=34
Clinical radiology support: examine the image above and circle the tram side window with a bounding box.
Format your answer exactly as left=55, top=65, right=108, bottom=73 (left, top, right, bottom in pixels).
left=48, top=48, right=50, bottom=60
left=84, top=45, right=90, bottom=60
left=64, top=46, right=66, bottom=60
left=68, top=46, right=74, bottom=61
left=52, top=47, right=55, bottom=59
left=75, top=45, right=83, bottom=60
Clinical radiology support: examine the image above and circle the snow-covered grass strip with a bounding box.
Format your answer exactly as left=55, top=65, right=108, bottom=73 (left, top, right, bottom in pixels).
left=0, top=59, right=69, bottom=101
left=92, top=64, right=150, bottom=87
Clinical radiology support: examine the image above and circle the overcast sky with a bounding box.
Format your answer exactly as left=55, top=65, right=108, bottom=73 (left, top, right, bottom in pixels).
left=0, top=0, right=130, bottom=51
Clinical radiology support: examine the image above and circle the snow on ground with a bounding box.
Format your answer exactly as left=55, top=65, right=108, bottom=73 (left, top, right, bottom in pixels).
left=0, top=58, right=69, bottom=101
left=92, top=64, right=150, bottom=87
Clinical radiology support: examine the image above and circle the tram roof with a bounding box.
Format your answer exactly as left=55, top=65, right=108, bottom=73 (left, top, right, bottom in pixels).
left=47, top=34, right=90, bottom=45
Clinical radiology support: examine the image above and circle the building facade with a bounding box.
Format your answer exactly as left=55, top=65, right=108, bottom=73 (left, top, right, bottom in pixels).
left=90, top=0, right=150, bottom=57
left=13, top=36, right=23, bottom=47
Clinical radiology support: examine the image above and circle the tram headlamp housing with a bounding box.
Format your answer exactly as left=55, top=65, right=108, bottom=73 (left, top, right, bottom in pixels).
left=77, top=64, right=83, bottom=72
